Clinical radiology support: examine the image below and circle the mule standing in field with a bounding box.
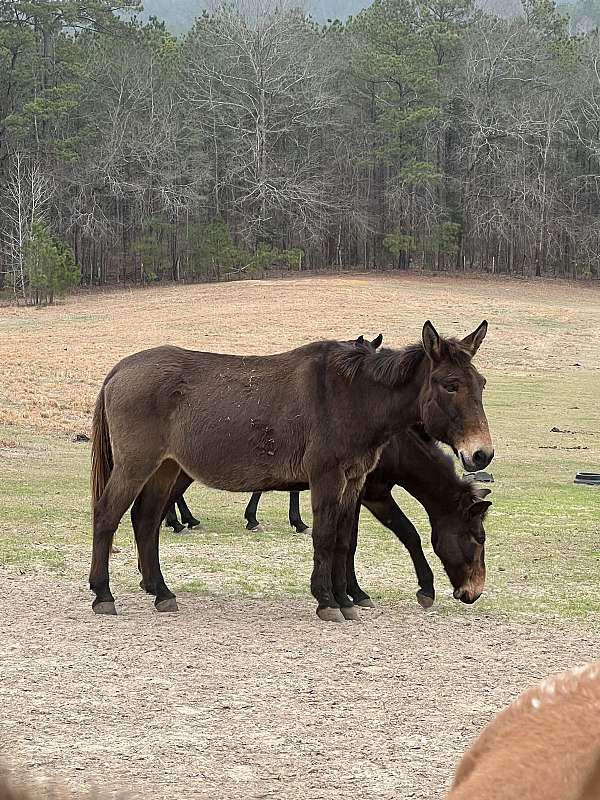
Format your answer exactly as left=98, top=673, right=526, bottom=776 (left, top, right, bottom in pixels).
left=445, top=662, right=600, bottom=800
left=90, top=321, right=493, bottom=620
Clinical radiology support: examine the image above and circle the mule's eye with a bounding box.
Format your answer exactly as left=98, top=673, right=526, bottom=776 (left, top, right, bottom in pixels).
left=443, top=382, right=458, bottom=393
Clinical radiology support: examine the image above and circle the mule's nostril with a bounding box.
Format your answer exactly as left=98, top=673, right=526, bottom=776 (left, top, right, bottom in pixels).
left=473, top=449, right=490, bottom=468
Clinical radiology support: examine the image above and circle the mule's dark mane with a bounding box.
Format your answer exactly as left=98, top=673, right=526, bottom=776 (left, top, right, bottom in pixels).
left=331, top=337, right=472, bottom=388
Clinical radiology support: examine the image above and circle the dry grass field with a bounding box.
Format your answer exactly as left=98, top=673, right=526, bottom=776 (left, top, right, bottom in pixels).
left=1, top=273, right=599, bottom=799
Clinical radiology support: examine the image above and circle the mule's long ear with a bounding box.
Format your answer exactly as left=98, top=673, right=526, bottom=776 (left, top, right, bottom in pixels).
left=422, top=320, right=442, bottom=362
left=355, top=335, right=365, bottom=345
left=461, top=320, right=488, bottom=357
left=469, top=499, right=492, bottom=519
left=370, top=333, right=383, bottom=349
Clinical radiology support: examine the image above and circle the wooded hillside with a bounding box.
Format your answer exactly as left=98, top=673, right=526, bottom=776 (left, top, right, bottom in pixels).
left=2, top=0, right=600, bottom=299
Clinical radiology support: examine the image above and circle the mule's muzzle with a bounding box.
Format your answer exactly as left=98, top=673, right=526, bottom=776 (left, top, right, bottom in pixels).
left=460, top=447, right=494, bottom=472
left=453, top=588, right=481, bottom=605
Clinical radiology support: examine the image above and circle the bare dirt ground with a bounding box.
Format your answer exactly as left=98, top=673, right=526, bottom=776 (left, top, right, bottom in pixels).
left=2, top=567, right=599, bottom=800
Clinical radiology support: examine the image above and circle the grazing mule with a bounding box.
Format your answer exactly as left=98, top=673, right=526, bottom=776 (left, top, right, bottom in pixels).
left=446, top=662, right=600, bottom=800
left=168, top=423, right=491, bottom=609
left=90, top=321, right=493, bottom=620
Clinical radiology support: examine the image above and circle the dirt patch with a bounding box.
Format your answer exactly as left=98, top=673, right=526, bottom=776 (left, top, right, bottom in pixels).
left=0, top=273, right=598, bottom=434
left=2, top=569, right=598, bottom=800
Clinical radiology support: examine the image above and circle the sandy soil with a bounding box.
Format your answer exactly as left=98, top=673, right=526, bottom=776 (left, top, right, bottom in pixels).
left=1, top=273, right=598, bottom=434
left=2, top=568, right=598, bottom=800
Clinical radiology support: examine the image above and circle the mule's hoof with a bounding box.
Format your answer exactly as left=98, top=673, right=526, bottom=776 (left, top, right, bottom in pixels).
left=187, top=521, right=202, bottom=530
left=416, top=590, right=435, bottom=609
left=248, top=524, right=263, bottom=533
left=355, top=597, right=376, bottom=609
left=111, top=545, right=121, bottom=554
left=93, top=601, right=117, bottom=616
left=340, top=605, right=362, bottom=621
left=139, top=579, right=147, bottom=592
left=155, top=597, right=178, bottom=613
left=301, top=527, right=312, bottom=536
left=316, top=607, right=345, bottom=623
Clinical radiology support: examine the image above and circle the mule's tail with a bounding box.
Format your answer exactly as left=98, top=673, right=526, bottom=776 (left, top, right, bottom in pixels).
left=91, top=386, right=113, bottom=507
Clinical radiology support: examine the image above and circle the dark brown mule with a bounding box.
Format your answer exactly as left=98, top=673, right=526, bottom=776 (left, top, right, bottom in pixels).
left=446, top=662, right=600, bottom=800
left=358, top=425, right=491, bottom=606
left=90, top=321, right=493, bottom=620
left=164, top=424, right=491, bottom=610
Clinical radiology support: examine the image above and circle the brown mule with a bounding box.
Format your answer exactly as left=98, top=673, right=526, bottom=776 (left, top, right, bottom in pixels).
left=90, top=321, right=493, bottom=619
left=446, top=662, right=600, bottom=800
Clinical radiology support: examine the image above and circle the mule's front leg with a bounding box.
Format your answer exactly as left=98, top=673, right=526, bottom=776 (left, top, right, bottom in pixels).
left=345, top=503, right=376, bottom=609
left=362, top=492, right=435, bottom=608
left=330, top=491, right=363, bottom=621
left=310, top=473, right=347, bottom=622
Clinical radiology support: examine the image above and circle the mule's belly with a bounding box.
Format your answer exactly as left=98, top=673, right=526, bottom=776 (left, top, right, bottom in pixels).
left=171, top=432, right=307, bottom=493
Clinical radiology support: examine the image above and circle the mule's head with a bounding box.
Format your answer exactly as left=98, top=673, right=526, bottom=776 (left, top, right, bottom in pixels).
left=420, top=320, right=493, bottom=472
left=431, top=487, right=491, bottom=604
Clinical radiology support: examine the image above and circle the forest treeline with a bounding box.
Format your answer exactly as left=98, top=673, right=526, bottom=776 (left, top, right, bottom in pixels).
left=1, top=0, right=600, bottom=301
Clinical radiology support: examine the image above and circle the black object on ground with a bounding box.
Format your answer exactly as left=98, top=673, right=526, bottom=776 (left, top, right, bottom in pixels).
left=574, top=473, right=600, bottom=486
left=463, top=471, right=495, bottom=483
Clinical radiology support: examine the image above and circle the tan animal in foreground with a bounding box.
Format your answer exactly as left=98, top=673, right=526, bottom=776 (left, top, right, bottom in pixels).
left=0, top=770, right=124, bottom=800
left=0, top=771, right=66, bottom=800
left=446, top=662, right=600, bottom=800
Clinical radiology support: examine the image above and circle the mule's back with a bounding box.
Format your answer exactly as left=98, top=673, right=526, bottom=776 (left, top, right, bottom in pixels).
left=446, top=662, right=600, bottom=800
left=99, top=340, right=378, bottom=493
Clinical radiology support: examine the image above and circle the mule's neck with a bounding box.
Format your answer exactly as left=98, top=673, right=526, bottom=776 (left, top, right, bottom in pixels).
left=353, top=357, right=429, bottom=445
left=389, top=434, right=470, bottom=519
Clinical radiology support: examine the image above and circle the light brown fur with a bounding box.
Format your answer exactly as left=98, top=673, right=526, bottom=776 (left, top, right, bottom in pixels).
left=446, top=662, right=600, bottom=800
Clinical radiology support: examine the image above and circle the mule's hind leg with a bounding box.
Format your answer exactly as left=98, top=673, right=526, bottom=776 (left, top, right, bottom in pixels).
left=330, top=489, right=363, bottom=621
left=131, top=460, right=181, bottom=612
left=136, top=470, right=193, bottom=591
left=244, top=492, right=263, bottom=531
left=164, top=503, right=186, bottom=533
left=90, top=466, right=153, bottom=615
